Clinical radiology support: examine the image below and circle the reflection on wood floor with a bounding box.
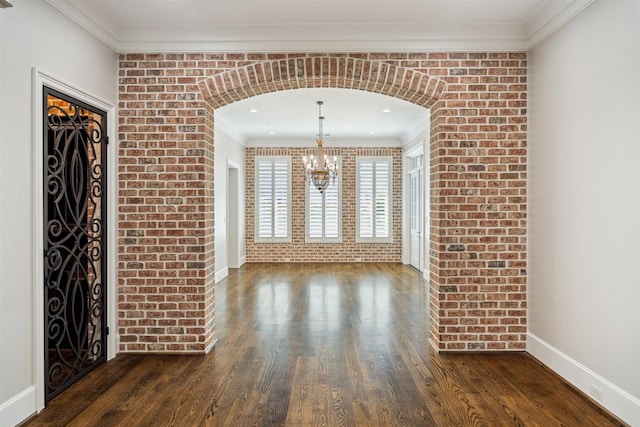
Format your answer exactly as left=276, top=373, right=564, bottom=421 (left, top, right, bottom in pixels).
left=22, top=263, right=625, bottom=426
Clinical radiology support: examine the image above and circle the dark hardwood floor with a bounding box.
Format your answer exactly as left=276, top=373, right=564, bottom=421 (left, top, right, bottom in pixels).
left=22, top=263, right=624, bottom=426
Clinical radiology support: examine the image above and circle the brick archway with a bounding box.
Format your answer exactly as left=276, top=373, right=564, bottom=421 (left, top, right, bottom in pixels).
left=199, top=57, right=453, bottom=351
left=197, top=57, right=446, bottom=109
left=117, top=52, right=527, bottom=354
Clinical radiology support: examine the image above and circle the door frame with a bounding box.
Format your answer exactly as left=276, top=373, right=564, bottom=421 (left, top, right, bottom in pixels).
left=408, top=166, right=424, bottom=271
left=226, top=160, right=240, bottom=268
left=31, top=68, right=117, bottom=411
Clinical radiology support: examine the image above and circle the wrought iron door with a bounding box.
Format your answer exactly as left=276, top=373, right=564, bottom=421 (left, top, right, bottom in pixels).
left=43, top=87, right=107, bottom=403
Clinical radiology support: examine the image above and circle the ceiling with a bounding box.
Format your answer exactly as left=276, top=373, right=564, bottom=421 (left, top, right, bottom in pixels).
left=43, top=0, right=594, bottom=143
left=216, top=88, right=429, bottom=144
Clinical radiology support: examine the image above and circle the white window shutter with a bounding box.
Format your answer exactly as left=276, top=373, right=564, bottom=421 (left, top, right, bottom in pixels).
left=357, top=157, right=392, bottom=242
left=305, top=157, right=341, bottom=242
left=255, top=157, right=291, bottom=241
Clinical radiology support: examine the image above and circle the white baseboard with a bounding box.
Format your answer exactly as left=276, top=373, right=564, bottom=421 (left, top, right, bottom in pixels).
left=204, top=338, right=218, bottom=354
left=239, top=255, right=246, bottom=267
left=0, top=386, right=37, bottom=427
left=215, top=267, right=229, bottom=283
left=527, top=332, right=640, bottom=426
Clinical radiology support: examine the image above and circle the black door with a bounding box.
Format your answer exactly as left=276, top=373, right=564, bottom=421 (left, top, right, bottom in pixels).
left=43, top=87, right=108, bottom=403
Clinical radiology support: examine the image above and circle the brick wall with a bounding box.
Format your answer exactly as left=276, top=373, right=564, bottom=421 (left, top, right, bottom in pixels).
left=245, top=147, right=402, bottom=262
left=118, top=52, right=527, bottom=352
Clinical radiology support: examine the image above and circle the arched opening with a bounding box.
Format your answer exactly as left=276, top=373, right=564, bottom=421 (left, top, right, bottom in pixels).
left=199, top=57, right=446, bottom=349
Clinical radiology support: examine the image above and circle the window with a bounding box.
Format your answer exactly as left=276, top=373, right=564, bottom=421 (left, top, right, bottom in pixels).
left=306, top=158, right=341, bottom=242
left=356, top=157, right=392, bottom=242
left=255, top=156, right=291, bottom=242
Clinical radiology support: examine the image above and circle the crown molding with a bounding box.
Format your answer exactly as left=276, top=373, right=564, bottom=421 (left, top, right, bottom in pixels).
left=214, top=110, right=246, bottom=145
left=525, top=0, right=596, bottom=48
left=45, top=0, right=595, bottom=53
left=402, top=111, right=431, bottom=146
left=116, top=39, right=529, bottom=54
left=45, top=0, right=119, bottom=51
left=246, top=137, right=402, bottom=148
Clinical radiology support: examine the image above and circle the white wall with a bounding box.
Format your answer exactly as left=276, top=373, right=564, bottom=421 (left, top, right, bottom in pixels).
left=213, top=121, right=246, bottom=282
left=528, top=0, right=640, bottom=424
left=0, top=2, right=117, bottom=425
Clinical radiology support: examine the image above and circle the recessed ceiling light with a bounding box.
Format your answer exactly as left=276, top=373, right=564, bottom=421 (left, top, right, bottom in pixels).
left=369, top=131, right=376, bottom=135
left=268, top=131, right=276, bottom=135
left=248, top=108, right=258, bottom=113
left=382, top=109, right=391, bottom=113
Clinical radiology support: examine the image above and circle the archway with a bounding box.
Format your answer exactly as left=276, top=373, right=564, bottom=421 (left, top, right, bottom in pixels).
left=199, top=57, right=448, bottom=349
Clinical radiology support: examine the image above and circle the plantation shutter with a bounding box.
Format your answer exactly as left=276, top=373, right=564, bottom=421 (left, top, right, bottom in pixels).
left=256, top=157, right=290, bottom=241
left=306, top=159, right=341, bottom=241
left=357, top=157, right=391, bottom=241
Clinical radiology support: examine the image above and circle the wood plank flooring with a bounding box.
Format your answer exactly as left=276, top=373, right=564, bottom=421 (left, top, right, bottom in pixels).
left=22, top=263, right=625, bottom=426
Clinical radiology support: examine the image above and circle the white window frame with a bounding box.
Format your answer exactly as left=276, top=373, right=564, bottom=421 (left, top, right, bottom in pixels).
left=305, top=157, right=342, bottom=243
left=254, top=156, right=291, bottom=243
left=356, top=156, right=393, bottom=243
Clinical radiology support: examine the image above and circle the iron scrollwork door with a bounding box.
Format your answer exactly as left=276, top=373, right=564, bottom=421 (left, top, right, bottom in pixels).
left=43, top=87, right=108, bottom=403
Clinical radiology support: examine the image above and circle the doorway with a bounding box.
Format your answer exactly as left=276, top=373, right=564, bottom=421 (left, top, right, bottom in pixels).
left=408, top=155, right=424, bottom=271
left=227, top=161, right=240, bottom=268
left=43, top=87, right=108, bottom=403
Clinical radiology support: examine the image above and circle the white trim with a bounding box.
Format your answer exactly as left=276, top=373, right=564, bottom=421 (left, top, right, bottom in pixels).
left=32, top=67, right=118, bottom=412
left=204, top=338, right=218, bottom=354
left=525, top=0, right=596, bottom=49
left=527, top=332, right=640, bottom=426
left=402, top=111, right=431, bottom=147
left=44, top=0, right=119, bottom=51
left=226, top=160, right=241, bottom=269
left=403, top=140, right=425, bottom=159
left=215, top=267, right=229, bottom=284
left=401, top=154, right=411, bottom=265
left=239, top=255, right=247, bottom=267
left=44, top=0, right=595, bottom=54
left=119, top=38, right=529, bottom=55
left=246, top=137, right=402, bottom=149
left=215, top=110, right=246, bottom=146
left=0, top=386, right=37, bottom=427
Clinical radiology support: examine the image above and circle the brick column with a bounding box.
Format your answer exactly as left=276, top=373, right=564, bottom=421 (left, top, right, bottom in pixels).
left=118, top=54, right=215, bottom=352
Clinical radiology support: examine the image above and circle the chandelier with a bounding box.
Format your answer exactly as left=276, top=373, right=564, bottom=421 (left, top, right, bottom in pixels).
left=302, top=101, right=339, bottom=193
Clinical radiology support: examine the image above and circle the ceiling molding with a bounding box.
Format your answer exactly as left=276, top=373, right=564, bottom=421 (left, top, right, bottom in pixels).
left=45, top=0, right=596, bottom=53
left=402, top=111, right=431, bottom=146
left=525, top=0, right=596, bottom=48
left=214, top=110, right=246, bottom=146
left=246, top=137, right=403, bottom=149
left=43, top=0, right=591, bottom=54
left=45, top=0, right=119, bottom=50
left=116, top=38, right=530, bottom=54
